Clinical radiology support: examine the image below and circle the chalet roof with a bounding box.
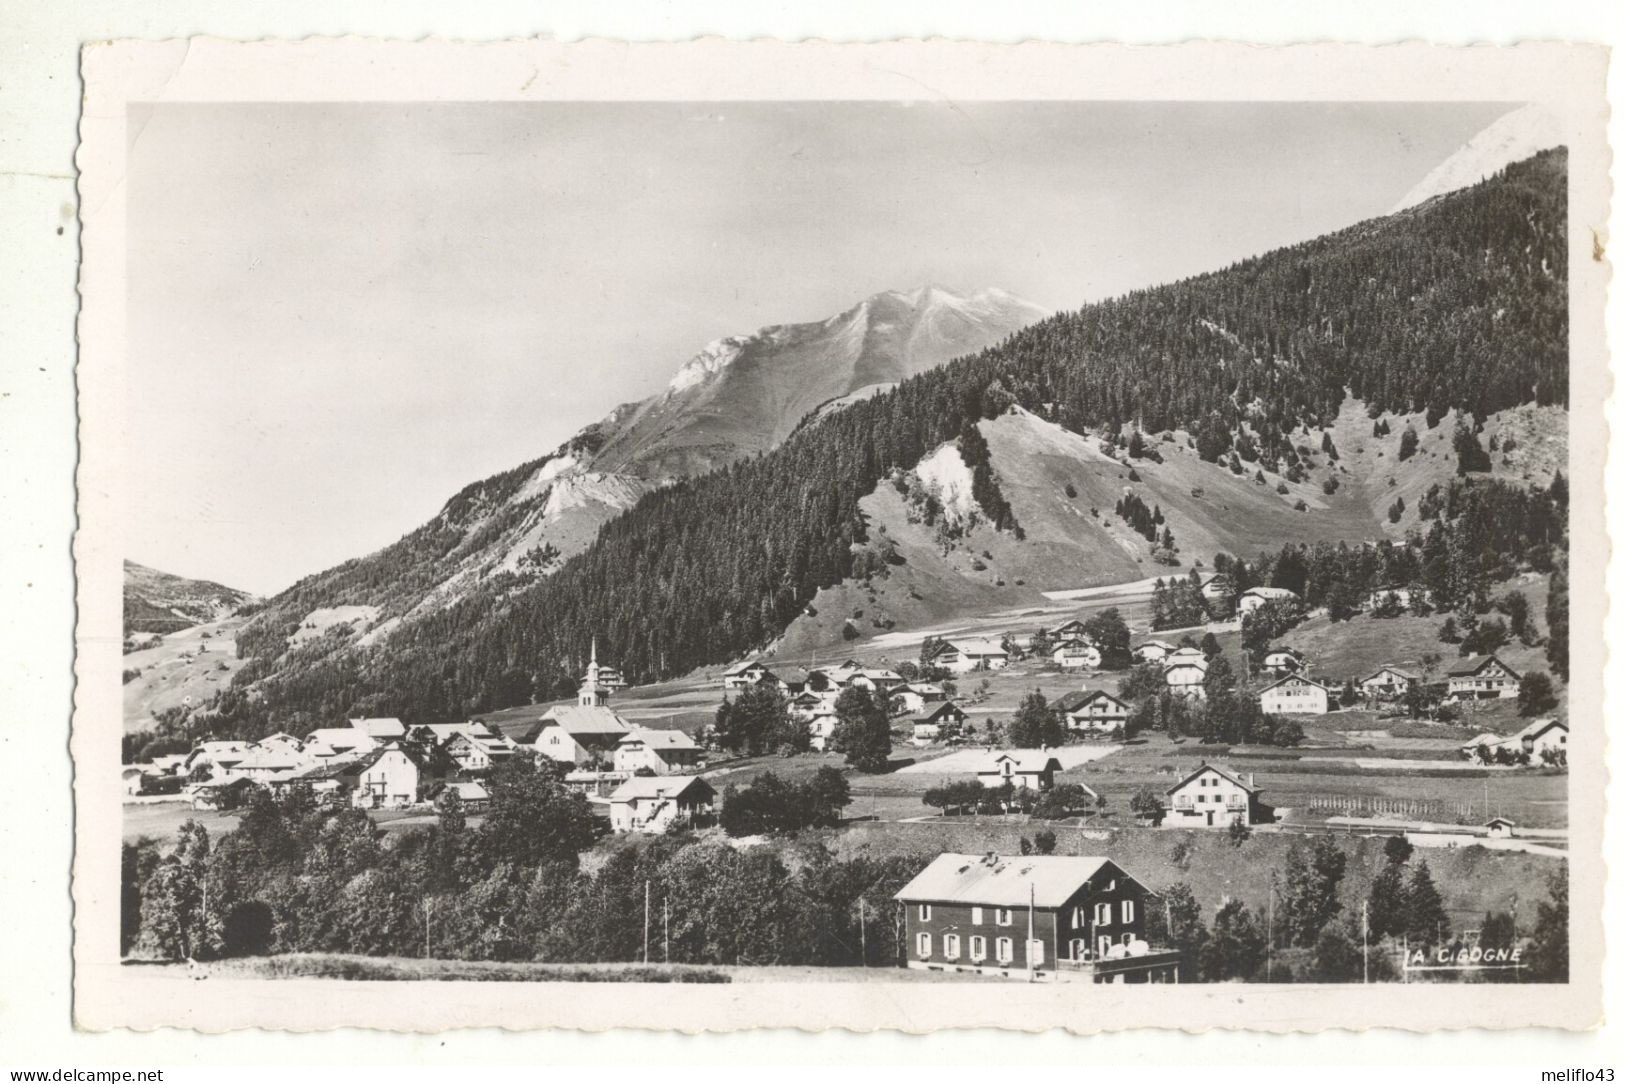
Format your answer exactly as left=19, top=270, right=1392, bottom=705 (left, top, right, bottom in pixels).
left=907, top=701, right=965, bottom=725
left=1263, top=647, right=1304, bottom=659
left=722, top=660, right=766, bottom=676
left=1065, top=690, right=1129, bottom=712
left=349, top=717, right=407, bottom=739
left=609, top=776, right=716, bottom=804
left=1163, top=657, right=1209, bottom=673
left=1515, top=718, right=1567, bottom=741
left=540, top=704, right=632, bottom=735
left=1362, top=665, right=1419, bottom=682
left=893, top=853, right=1128, bottom=909
left=445, top=781, right=490, bottom=802
left=1460, top=732, right=1508, bottom=751
left=859, top=668, right=903, bottom=681
left=1259, top=672, right=1330, bottom=694
left=1241, top=586, right=1298, bottom=599
left=775, top=667, right=813, bottom=685
left=1166, top=763, right=1259, bottom=796
left=901, top=682, right=944, bottom=696
left=948, top=638, right=1008, bottom=656
left=980, top=751, right=1061, bottom=774
left=618, top=727, right=699, bottom=751
left=354, top=742, right=432, bottom=773
left=1049, top=691, right=1094, bottom=713
left=304, top=727, right=374, bottom=750
left=1053, top=639, right=1098, bottom=653
left=294, top=758, right=366, bottom=782
left=1486, top=816, right=1518, bottom=828
left=1447, top=654, right=1521, bottom=679
left=1134, top=640, right=1175, bottom=651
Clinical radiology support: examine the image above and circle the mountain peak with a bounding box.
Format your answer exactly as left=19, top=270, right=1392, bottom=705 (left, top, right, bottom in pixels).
left=1392, top=104, right=1563, bottom=213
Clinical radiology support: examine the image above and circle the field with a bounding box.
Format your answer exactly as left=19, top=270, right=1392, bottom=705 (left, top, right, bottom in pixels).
left=122, top=617, right=249, bottom=733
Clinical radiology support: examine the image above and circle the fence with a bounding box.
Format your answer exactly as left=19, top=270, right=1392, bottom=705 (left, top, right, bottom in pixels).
left=1306, top=795, right=1477, bottom=821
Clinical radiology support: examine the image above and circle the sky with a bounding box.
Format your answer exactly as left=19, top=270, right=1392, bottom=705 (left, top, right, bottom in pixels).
left=125, top=100, right=1516, bottom=595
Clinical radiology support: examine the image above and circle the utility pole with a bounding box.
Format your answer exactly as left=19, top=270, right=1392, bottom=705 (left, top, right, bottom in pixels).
left=1265, top=874, right=1274, bottom=982
left=1027, top=883, right=1036, bottom=983
left=1361, top=900, right=1369, bottom=984
left=664, top=896, right=670, bottom=966
left=423, top=898, right=433, bottom=959
left=643, top=881, right=651, bottom=965
left=859, top=898, right=868, bottom=967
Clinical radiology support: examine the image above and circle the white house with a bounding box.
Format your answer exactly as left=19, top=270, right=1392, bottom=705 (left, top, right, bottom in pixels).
left=1052, top=639, right=1103, bottom=670
left=1238, top=586, right=1299, bottom=616
left=1465, top=719, right=1568, bottom=764
left=976, top=752, right=1061, bottom=790
left=1163, top=658, right=1209, bottom=698
left=850, top=668, right=906, bottom=694
left=1359, top=665, right=1418, bottom=700
left=1259, top=672, right=1330, bottom=716
left=1051, top=619, right=1092, bottom=641
left=1132, top=640, right=1174, bottom=664
left=302, top=727, right=378, bottom=761
left=1446, top=654, right=1521, bottom=701
left=182, top=741, right=253, bottom=780
left=533, top=705, right=632, bottom=765
left=613, top=728, right=704, bottom=775
left=1259, top=648, right=1305, bottom=677
left=354, top=742, right=433, bottom=810
left=938, top=639, right=1010, bottom=674
left=722, top=660, right=771, bottom=690
left=1164, top=764, right=1264, bottom=828
left=1053, top=690, right=1131, bottom=736
left=807, top=709, right=840, bottom=752
left=608, top=776, right=717, bottom=834
left=890, top=682, right=946, bottom=714
left=1198, top=572, right=1231, bottom=602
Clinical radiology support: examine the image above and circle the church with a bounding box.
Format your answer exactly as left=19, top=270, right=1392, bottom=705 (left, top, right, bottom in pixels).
left=531, top=640, right=632, bottom=765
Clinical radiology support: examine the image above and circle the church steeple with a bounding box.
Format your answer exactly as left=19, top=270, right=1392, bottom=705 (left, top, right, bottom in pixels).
left=578, top=638, right=609, bottom=707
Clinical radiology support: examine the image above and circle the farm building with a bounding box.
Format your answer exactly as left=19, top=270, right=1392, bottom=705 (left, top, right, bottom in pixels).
left=1164, top=764, right=1266, bottom=828
left=1446, top=654, right=1521, bottom=701
left=441, top=780, right=491, bottom=813
left=1359, top=665, right=1418, bottom=700
left=608, top=776, right=717, bottom=834
left=893, top=852, right=1181, bottom=982
left=1258, top=672, right=1331, bottom=716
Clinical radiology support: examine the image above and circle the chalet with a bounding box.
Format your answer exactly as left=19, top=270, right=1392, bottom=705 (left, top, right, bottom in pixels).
left=1164, top=764, right=1265, bottom=828
left=894, top=852, right=1181, bottom=981
left=938, top=639, right=1010, bottom=674
left=441, top=780, right=490, bottom=813
left=1053, top=690, right=1130, bottom=736
left=1445, top=654, right=1521, bottom=701
left=190, top=777, right=257, bottom=812
left=348, top=717, right=408, bottom=741
left=1132, top=640, right=1174, bottom=664
left=1258, top=672, right=1330, bottom=716
left=1051, top=619, right=1092, bottom=641
left=1198, top=572, right=1231, bottom=603
left=976, top=751, right=1061, bottom=790
left=1359, top=665, right=1418, bottom=700
left=789, top=690, right=833, bottom=722
left=908, top=701, right=969, bottom=746
left=286, top=758, right=367, bottom=803
left=1163, top=658, right=1209, bottom=699
left=149, top=754, right=188, bottom=777
left=182, top=741, right=253, bottom=780
left=1166, top=645, right=1205, bottom=662
left=564, top=769, right=631, bottom=799
left=232, top=748, right=310, bottom=783
left=256, top=732, right=306, bottom=757
left=1052, top=639, right=1102, bottom=670
left=814, top=659, right=863, bottom=687
left=613, top=727, right=704, bottom=775
left=608, top=776, right=717, bottom=834
left=1367, top=585, right=1415, bottom=611
left=1465, top=719, right=1568, bottom=763
left=442, top=729, right=513, bottom=772
left=1238, top=586, right=1299, bottom=616
left=302, top=727, right=377, bottom=761
left=1259, top=647, right=1305, bottom=677
left=807, top=709, right=839, bottom=752
left=850, top=668, right=906, bottom=694
left=355, top=742, right=434, bottom=810
left=772, top=667, right=813, bottom=696
left=721, top=660, right=771, bottom=690
left=890, top=682, right=945, bottom=714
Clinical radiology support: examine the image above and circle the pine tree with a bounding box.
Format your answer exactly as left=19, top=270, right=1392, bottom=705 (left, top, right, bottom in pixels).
left=830, top=686, right=892, bottom=773
left=1404, top=861, right=1450, bottom=947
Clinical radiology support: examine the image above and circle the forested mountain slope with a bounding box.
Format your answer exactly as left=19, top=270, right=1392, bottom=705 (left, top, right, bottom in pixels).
left=123, top=561, right=257, bottom=636
left=191, top=149, right=1566, bottom=738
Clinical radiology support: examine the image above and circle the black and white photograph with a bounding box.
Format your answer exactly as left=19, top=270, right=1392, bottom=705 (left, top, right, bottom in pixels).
left=63, top=37, right=1609, bottom=1036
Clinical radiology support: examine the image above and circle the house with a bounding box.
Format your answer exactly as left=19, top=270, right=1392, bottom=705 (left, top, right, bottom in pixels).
left=851, top=668, right=906, bottom=694
left=1052, top=639, right=1103, bottom=670
left=1198, top=572, right=1231, bottom=603
left=772, top=667, right=813, bottom=696
left=1517, top=718, right=1568, bottom=761
left=813, top=659, right=863, bottom=688
left=1163, top=764, right=1265, bottom=828
left=441, top=729, right=514, bottom=772
left=1445, top=654, right=1521, bottom=701
left=348, top=717, right=408, bottom=741
left=256, top=732, right=306, bottom=757
left=1258, top=672, right=1330, bottom=716
left=302, top=727, right=378, bottom=761
left=1051, top=619, right=1092, bottom=641
left=938, top=639, right=1010, bottom=674
left=533, top=705, right=632, bottom=765
left=286, top=758, right=367, bottom=803
left=976, top=751, right=1062, bottom=790
left=608, top=776, right=717, bottom=834
left=1132, top=640, right=1174, bottom=664
left=1166, top=645, right=1205, bottom=663
left=789, top=689, right=834, bottom=722
left=190, top=777, right=257, bottom=811
left=807, top=709, right=839, bottom=752
left=182, top=740, right=253, bottom=780
left=354, top=742, right=435, bottom=809
left=563, top=770, right=631, bottom=799
left=1367, top=585, right=1414, bottom=611
left=441, top=780, right=491, bottom=813
left=581, top=640, right=627, bottom=690
left=908, top=701, right=969, bottom=746
left=1053, top=690, right=1130, bottom=736
left=890, top=682, right=945, bottom=714
left=614, top=727, right=704, bottom=774
left=149, top=754, right=188, bottom=777
left=232, top=748, right=310, bottom=783
left=893, top=852, right=1181, bottom=981
left=1486, top=816, right=1517, bottom=839
left=1359, top=665, right=1418, bottom=700
left=721, top=659, right=771, bottom=690
left=1259, top=647, right=1305, bottom=677
left=122, top=766, right=149, bottom=796
left=1163, top=658, right=1209, bottom=699
left=1238, top=586, right=1299, bottom=616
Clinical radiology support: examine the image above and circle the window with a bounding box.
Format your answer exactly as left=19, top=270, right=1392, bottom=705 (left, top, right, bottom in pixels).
left=996, top=937, right=1015, bottom=964
left=915, top=933, right=932, bottom=958
left=943, top=934, right=960, bottom=960
left=970, top=907, right=983, bottom=925
left=1028, top=939, right=1045, bottom=966
left=1121, top=933, right=1133, bottom=945
left=1094, top=902, right=1111, bottom=925
left=969, top=935, right=987, bottom=961
left=1069, top=938, right=1088, bottom=961
left=1072, top=906, right=1085, bottom=927
left=996, top=908, right=1014, bottom=927
left=918, top=904, right=931, bottom=922
left=1121, top=899, right=1136, bottom=925
left=1097, top=935, right=1112, bottom=957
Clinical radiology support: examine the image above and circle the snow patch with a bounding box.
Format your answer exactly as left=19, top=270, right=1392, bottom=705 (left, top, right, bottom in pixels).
left=667, top=336, right=748, bottom=394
